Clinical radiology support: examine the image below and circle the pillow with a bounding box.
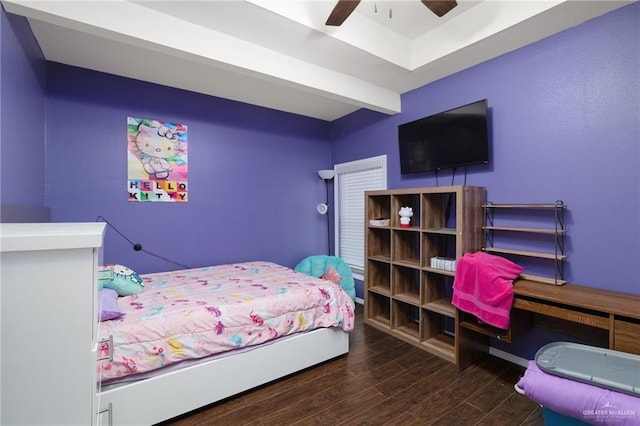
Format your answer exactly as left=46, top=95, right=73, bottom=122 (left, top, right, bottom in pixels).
left=294, top=255, right=355, bottom=300
left=98, top=264, right=144, bottom=296
left=98, top=288, right=124, bottom=321
left=320, top=266, right=342, bottom=285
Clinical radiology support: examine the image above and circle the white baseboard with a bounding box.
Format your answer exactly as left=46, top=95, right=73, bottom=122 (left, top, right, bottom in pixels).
left=489, top=346, right=529, bottom=368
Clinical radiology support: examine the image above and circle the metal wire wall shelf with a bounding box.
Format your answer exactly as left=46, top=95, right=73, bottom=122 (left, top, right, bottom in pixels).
left=483, top=201, right=566, bottom=285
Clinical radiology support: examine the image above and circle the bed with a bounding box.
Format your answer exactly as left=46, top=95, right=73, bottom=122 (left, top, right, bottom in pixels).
left=96, top=260, right=355, bottom=425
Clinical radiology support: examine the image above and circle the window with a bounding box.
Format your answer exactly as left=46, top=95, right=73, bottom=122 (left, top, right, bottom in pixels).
left=334, top=155, right=387, bottom=280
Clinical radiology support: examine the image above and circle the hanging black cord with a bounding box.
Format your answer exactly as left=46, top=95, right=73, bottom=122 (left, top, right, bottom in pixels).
left=96, top=216, right=191, bottom=269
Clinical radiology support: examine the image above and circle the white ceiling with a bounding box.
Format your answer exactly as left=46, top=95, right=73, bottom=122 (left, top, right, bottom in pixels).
left=2, top=0, right=632, bottom=121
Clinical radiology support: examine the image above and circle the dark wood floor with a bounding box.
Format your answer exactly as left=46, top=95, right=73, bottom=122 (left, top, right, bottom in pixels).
left=163, top=304, right=544, bottom=425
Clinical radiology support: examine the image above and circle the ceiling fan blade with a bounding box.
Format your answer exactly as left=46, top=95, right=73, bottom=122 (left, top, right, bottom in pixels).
left=421, top=0, right=458, bottom=17
left=326, top=0, right=361, bottom=26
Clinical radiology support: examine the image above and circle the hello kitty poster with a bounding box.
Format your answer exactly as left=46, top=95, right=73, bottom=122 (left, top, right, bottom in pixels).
left=127, top=117, right=188, bottom=202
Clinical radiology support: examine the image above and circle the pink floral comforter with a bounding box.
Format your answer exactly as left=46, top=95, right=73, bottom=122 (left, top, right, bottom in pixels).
left=98, top=261, right=355, bottom=382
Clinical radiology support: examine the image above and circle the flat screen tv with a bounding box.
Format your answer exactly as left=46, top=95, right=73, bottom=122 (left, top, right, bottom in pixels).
left=399, top=99, right=489, bottom=174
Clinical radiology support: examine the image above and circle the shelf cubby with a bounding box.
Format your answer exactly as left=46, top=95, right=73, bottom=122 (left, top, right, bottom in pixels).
left=367, top=227, right=391, bottom=261
left=392, top=265, right=420, bottom=305
left=421, top=310, right=456, bottom=364
left=421, top=232, right=454, bottom=267
left=367, top=195, right=391, bottom=224
left=422, top=192, right=456, bottom=229
left=392, top=193, right=421, bottom=228
left=366, top=292, right=391, bottom=329
left=422, top=271, right=455, bottom=318
left=392, top=229, right=420, bottom=267
left=366, top=259, right=391, bottom=295
left=392, top=300, right=420, bottom=342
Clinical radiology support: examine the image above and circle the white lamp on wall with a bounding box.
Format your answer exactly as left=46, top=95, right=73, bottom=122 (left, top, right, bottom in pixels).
left=317, top=169, right=335, bottom=254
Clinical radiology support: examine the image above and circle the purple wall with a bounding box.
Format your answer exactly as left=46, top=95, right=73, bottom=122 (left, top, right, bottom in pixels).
left=0, top=6, right=46, bottom=208
left=332, top=3, right=640, bottom=296
left=45, top=64, right=333, bottom=273
left=2, top=4, right=638, bottom=295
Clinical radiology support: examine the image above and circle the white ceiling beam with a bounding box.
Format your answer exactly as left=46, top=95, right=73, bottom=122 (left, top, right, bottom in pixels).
left=2, top=0, right=401, bottom=115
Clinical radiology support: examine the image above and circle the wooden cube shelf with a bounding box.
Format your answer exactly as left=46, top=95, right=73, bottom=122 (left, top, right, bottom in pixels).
left=364, top=185, right=486, bottom=369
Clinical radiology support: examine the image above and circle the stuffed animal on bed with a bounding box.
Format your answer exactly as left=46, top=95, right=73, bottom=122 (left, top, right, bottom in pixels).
left=98, top=264, right=144, bottom=296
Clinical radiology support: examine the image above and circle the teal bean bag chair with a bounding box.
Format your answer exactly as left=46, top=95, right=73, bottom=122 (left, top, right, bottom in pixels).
left=294, top=255, right=356, bottom=301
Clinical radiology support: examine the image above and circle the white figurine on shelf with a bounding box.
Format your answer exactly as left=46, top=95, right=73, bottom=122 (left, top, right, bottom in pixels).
left=399, top=206, right=413, bottom=228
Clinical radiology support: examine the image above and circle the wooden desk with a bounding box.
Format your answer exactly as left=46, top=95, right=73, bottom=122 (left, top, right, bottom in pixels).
left=457, top=279, right=640, bottom=370
left=513, top=280, right=640, bottom=354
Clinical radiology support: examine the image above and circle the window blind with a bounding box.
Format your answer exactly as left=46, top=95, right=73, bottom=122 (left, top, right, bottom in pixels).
left=334, top=156, right=387, bottom=276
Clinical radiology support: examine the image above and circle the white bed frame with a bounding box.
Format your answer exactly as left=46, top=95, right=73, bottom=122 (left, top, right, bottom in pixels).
left=98, top=327, right=349, bottom=425
left=0, top=222, right=349, bottom=426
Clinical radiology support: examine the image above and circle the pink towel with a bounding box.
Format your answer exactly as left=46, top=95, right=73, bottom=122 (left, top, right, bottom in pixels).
left=452, top=251, right=524, bottom=329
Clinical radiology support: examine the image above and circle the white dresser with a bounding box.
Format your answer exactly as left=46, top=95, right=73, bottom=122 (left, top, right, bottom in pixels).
left=0, top=222, right=105, bottom=425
